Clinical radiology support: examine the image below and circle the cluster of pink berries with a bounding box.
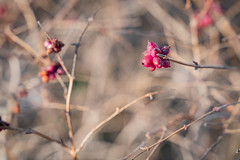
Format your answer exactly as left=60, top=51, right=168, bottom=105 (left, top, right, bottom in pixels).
left=44, top=38, right=65, bottom=54
left=38, top=62, right=64, bottom=83
left=193, top=2, right=222, bottom=30
left=142, top=41, right=170, bottom=71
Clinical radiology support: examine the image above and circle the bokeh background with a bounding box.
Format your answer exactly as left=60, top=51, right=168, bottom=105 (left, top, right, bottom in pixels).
left=0, top=0, right=240, bottom=159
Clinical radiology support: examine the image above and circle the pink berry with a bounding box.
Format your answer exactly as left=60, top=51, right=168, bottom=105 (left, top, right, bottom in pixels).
left=147, top=41, right=158, bottom=52
left=198, top=13, right=213, bottom=29
left=148, top=64, right=156, bottom=71
left=56, top=68, right=64, bottom=75
left=142, top=55, right=153, bottom=67
left=160, top=46, right=170, bottom=55
left=49, top=73, right=56, bottom=80
left=162, top=60, right=170, bottom=68
left=143, top=51, right=150, bottom=56
left=153, top=57, right=162, bottom=68
left=193, top=12, right=213, bottom=29
left=46, top=65, right=55, bottom=74
left=44, top=39, right=52, bottom=49
left=151, top=48, right=162, bottom=57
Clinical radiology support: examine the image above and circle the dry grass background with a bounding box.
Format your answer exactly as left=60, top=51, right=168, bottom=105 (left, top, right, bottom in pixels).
left=0, top=0, right=240, bottom=159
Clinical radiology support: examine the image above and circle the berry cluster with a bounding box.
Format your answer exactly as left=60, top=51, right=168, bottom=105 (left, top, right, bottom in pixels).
left=44, top=38, right=65, bottom=54
left=193, top=3, right=222, bottom=30
left=38, top=62, right=64, bottom=83
left=142, top=41, right=170, bottom=71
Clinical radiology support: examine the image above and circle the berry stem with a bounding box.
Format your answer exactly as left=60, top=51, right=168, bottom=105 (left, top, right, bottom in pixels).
left=75, top=91, right=159, bottom=154
left=56, top=54, right=72, bottom=78
left=65, top=10, right=98, bottom=160
left=131, top=102, right=240, bottom=160
left=157, top=53, right=240, bottom=70
left=37, top=21, right=52, bottom=42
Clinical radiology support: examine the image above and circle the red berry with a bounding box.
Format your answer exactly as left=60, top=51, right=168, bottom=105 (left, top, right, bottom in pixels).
left=151, top=48, right=162, bottom=57
left=148, top=64, right=156, bottom=71
left=38, top=70, right=47, bottom=77
left=160, top=46, right=170, bottom=55
left=46, top=65, right=55, bottom=74
left=162, top=60, right=170, bottom=68
left=147, top=41, right=158, bottom=52
left=56, top=68, right=64, bottom=75
left=153, top=57, right=162, bottom=68
left=143, top=51, right=150, bottom=56
left=47, top=48, right=54, bottom=54
left=44, top=39, right=52, bottom=49
left=49, top=74, right=56, bottom=80
left=142, top=55, right=153, bottom=67
left=41, top=75, right=49, bottom=83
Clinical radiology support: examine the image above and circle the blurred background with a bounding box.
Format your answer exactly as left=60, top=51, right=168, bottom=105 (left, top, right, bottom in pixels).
left=0, top=0, right=240, bottom=159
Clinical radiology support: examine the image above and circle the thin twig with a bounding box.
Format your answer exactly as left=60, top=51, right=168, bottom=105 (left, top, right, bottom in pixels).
left=37, top=21, right=52, bottom=41
left=56, top=54, right=71, bottom=79
left=76, top=91, right=158, bottom=154
left=55, top=73, right=68, bottom=98
left=65, top=11, right=98, bottom=160
left=131, top=102, right=240, bottom=160
left=200, top=134, right=224, bottom=160
left=120, top=142, right=149, bottom=160
left=157, top=53, right=240, bottom=70
left=146, top=127, right=167, bottom=160
left=4, top=26, right=46, bottom=64
left=225, top=128, right=240, bottom=134
left=0, top=126, right=70, bottom=151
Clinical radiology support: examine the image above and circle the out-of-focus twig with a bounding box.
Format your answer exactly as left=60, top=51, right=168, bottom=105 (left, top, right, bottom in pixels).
left=200, top=134, right=224, bottom=160
left=131, top=102, right=240, bottom=160
left=64, top=11, right=98, bottom=160
left=14, top=0, right=37, bottom=30
left=56, top=54, right=71, bottom=79
left=4, top=26, right=41, bottom=61
left=146, top=127, right=167, bottom=160
left=0, top=126, right=70, bottom=151
left=184, top=0, right=191, bottom=10
left=200, top=99, right=240, bottom=159
left=76, top=91, right=159, bottom=154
